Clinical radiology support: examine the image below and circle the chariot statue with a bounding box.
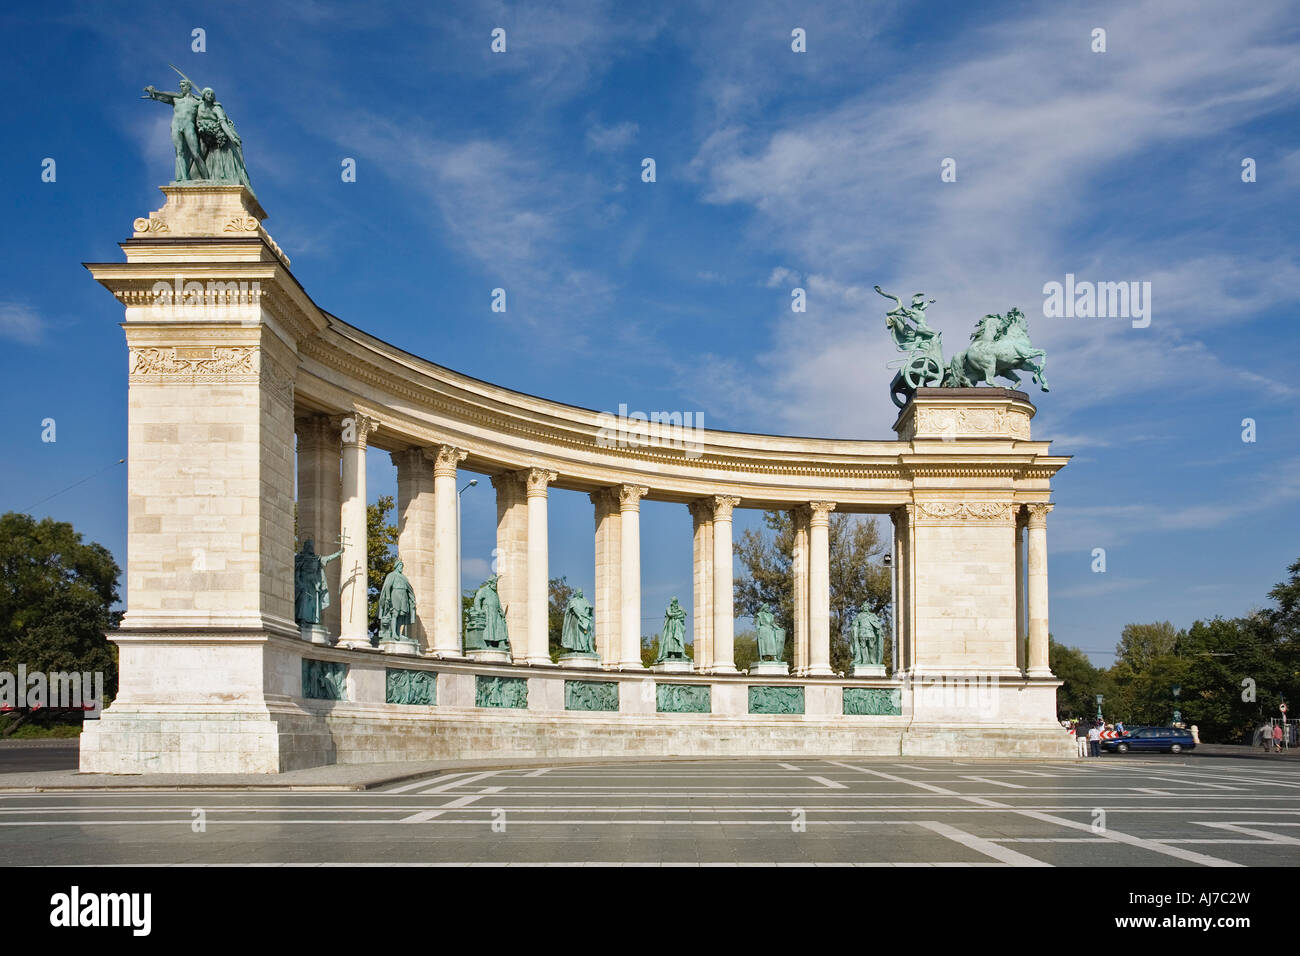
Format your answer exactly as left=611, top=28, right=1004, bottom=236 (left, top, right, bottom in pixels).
left=876, top=286, right=1049, bottom=408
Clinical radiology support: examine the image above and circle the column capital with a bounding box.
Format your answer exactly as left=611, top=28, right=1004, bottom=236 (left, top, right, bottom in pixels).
left=331, top=411, right=379, bottom=448
left=617, top=484, right=649, bottom=511
left=427, top=443, right=468, bottom=477
left=711, top=495, right=741, bottom=521
left=1024, top=502, right=1054, bottom=527
left=807, top=500, right=837, bottom=526
left=295, top=413, right=340, bottom=448
left=389, top=446, right=430, bottom=472
left=688, top=498, right=714, bottom=523
left=521, top=467, right=558, bottom=497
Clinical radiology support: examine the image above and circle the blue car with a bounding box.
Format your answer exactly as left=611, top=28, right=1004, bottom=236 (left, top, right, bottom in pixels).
left=1101, top=726, right=1195, bottom=754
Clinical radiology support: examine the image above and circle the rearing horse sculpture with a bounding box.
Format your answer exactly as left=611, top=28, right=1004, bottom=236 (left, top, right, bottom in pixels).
left=943, top=308, right=1050, bottom=392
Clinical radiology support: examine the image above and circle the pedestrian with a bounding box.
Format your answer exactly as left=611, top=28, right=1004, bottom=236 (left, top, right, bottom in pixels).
left=1274, top=723, right=1284, bottom=753
left=1116, top=720, right=1125, bottom=734
left=1076, top=720, right=1089, bottom=758
left=1087, top=721, right=1101, bottom=757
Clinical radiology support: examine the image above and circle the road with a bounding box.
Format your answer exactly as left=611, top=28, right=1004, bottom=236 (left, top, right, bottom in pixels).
left=2, top=756, right=1299, bottom=865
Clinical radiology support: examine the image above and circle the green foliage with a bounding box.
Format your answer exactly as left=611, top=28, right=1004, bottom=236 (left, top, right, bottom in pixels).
left=0, top=513, right=122, bottom=736
left=366, top=495, right=400, bottom=638
left=734, top=510, right=891, bottom=673
left=548, top=576, right=575, bottom=661
left=1058, top=558, right=1300, bottom=743
left=733, top=630, right=757, bottom=673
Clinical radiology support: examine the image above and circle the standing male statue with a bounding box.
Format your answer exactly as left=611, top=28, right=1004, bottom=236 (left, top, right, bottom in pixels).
left=294, top=538, right=343, bottom=629
left=849, top=604, right=886, bottom=668
left=754, top=604, right=786, bottom=662
left=143, top=77, right=208, bottom=181
left=560, top=589, right=596, bottom=655
left=378, top=559, right=417, bottom=644
left=656, top=597, right=688, bottom=663
left=468, top=576, right=511, bottom=653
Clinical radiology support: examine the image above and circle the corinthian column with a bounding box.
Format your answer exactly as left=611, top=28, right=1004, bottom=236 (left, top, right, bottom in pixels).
left=391, top=447, right=436, bottom=652
left=617, top=484, right=649, bottom=669
left=711, top=496, right=741, bottom=674
left=791, top=506, right=810, bottom=675
left=523, top=467, right=557, bottom=665
left=1025, top=503, right=1053, bottom=677
left=335, top=412, right=377, bottom=648
left=591, top=489, right=622, bottom=667
left=431, top=444, right=468, bottom=656
left=807, top=501, right=836, bottom=676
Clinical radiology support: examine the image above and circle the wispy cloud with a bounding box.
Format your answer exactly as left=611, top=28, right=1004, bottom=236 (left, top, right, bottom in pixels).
left=0, top=303, right=43, bottom=344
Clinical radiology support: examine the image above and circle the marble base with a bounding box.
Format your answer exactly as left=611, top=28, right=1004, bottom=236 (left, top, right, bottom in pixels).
left=380, top=639, right=420, bottom=656
left=300, top=624, right=332, bottom=645
left=651, top=659, right=694, bottom=673
left=852, top=664, right=887, bottom=678
left=559, top=653, right=602, bottom=670
left=748, top=660, right=790, bottom=676
left=466, top=648, right=512, bottom=664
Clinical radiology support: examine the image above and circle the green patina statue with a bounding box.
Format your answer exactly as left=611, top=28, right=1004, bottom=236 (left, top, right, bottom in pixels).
left=143, top=66, right=254, bottom=194
left=465, top=576, right=511, bottom=653
left=560, top=589, right=596, bottom=655
left=848, top=604, right=885, bottom=667
left=655, top=597, right=688, bottom=663
left=876, top=286, right=1049, bottom=408
left=294, top=538, right=343, bottom=628
left=754, top=604, right=786, bottom=662
left=378, top=559, right=416, bottom=644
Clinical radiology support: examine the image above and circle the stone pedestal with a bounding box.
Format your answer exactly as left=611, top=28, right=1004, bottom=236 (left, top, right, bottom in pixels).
left=300, top=624, right=331, bottom=645
left=651, top=659, right=693, bottom=673
left=748, top=660, right=790, bottom=676
left=466, top=648, right=512, bottom=664
left=852, top=664, right=886, bottom=678
left=559, top=652, right=602, bottom=670
left=380, top=639, right=420, bottom=656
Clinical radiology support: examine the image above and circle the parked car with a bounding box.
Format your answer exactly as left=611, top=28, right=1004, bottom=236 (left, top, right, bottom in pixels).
left=1101, top=726, right=1195, bottom=754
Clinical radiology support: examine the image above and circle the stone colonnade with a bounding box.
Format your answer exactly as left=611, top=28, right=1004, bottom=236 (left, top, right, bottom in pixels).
left=295, top=418, right=1055, bottom=676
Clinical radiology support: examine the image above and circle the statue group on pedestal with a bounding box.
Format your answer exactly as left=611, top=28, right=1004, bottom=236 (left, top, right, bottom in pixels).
left=143, top=66, right=254, bottom=193
left=877, top=285, right=1049, bottom=408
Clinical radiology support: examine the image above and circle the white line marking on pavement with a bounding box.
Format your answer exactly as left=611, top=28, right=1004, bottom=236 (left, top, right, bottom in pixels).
left=778, top=763, right=801, bottom=771
left=1134, top=788, right=1175, bottom=796
left=523, top=769, right=551, bottom=777
left=826, top=762, right=957, bottom=795
left=962, top=776, right=1028, bottom=789
left=1198, top=821, right=1300, bottom=845
left=381, top=772, right=473, bottom=794
left=400, top=787, right=505, bottom=824
left=917, top=821, right=1050, bottom=866
left=417, top=771, right=499, bottom=794
left=808, top=776, right=848, bottom=790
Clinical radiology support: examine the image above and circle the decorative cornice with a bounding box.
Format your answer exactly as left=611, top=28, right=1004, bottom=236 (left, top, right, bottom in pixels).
left=129, top=345, right=255, bottom=377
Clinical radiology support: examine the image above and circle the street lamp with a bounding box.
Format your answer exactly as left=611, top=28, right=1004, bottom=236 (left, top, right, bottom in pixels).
left=1095, top=694, right=1104, bottom=722
left=1171, top=684, right=1182, bottom=726
left=456, top=479, right=478, bottom=650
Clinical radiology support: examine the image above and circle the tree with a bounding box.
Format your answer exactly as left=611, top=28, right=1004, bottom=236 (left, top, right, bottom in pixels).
left=1049, top=638, right=1111, bottom=719
left=1114, top=621, right=1179, bottom=672
left=0, top=513, right=121, bottom=736
left=366, top=495, right=399, bottom=638
left=734, top=510, right=891, bottom=672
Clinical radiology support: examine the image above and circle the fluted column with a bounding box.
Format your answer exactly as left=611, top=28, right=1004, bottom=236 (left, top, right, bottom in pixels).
left=431, top=444, right=468, bottom=656
left=807, top=501, right=836, bottom=676
left=688, top=499, right=713, bottom=672
left=335, top=412, right=377, bottom=648
left=523, top=467, right=557, bottom=665
left=618, top=485, right=649, bottom=669
left=1025, top=503, right=1053, bottom=677
left=711, top=496, right=741, bottom=674
left=296, top=415, right=342, bottom=637
left=391, top=447, right=437, bottom=652
left=591, top=489, right=622, bottom=667
left=791, top=506, right=810, bottom=675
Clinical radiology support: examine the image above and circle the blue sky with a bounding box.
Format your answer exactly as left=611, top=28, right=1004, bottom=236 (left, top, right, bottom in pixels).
left=2, top=0, right=1298, bottom=665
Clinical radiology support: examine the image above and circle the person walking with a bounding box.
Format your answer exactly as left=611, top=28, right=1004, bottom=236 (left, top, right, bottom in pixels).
left=1087, top=721, right=1101, bottom=757
left=1274, top=722, right=1284, bottom=753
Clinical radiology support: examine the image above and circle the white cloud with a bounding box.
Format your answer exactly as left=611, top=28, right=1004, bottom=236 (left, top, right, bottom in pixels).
left=0, top=303, right=43, bottom=344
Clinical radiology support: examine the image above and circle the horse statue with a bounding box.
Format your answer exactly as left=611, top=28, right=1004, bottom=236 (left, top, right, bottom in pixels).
left=876, top=285, right=946, bottom=408
left=943, top=307, right=1049, bottom=392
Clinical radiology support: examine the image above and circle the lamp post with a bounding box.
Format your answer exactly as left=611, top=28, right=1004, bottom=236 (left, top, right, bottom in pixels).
left=883, top=551, right=896, bottom=676
left=456, top=478, right=478, bottom=650
left=1095, top=694, right=1104, bottom=722
left=1172, top=684, right=1182, bottom=727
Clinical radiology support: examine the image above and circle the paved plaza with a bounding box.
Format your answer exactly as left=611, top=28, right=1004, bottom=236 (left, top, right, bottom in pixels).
left=2, top=755, right=1298, bottom=866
